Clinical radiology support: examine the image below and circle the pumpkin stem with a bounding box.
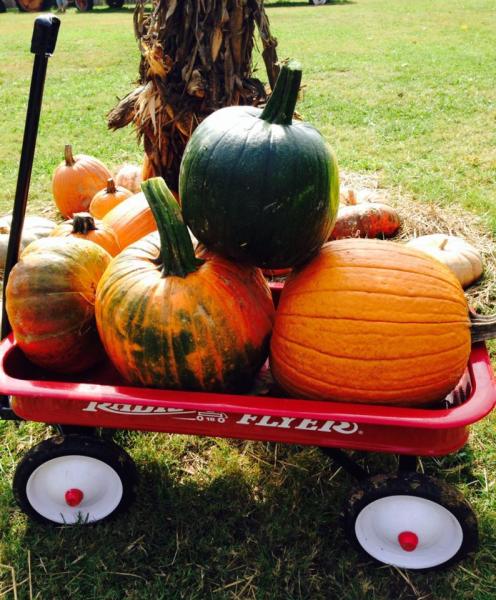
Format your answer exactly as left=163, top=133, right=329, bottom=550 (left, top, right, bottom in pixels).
left=72, top=213, right=97, bottom=234
left=470, top=313, right=496, bottom=343
left=348, top=190, right=357, bottom=205
left=106, top=178, right=117, bottom=194
left=439, top=238, right=449, bottom=251
left=64, top=144, right=76, bottom=167
left=141, top=177, right=204, bottom=278
left=260, top=60, right=302, bottom=126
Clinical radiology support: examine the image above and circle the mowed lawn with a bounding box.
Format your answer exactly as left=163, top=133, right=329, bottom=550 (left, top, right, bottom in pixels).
left=0, top=1, right=495, bottom=599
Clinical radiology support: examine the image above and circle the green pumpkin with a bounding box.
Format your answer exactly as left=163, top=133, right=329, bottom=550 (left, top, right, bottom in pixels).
left=179, top=60, right=339, bottom=269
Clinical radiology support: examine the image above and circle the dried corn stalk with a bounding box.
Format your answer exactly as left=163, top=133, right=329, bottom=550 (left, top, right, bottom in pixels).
left=108, top=0, right=279, bottom=191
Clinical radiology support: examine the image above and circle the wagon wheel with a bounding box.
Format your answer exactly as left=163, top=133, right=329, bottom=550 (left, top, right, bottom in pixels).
left=13, top=434, right=138, bottom=525
left=343, top=472, right=478, bottom=570
left=106, top=0, right=124, bottom=8
left=15, top=0, right=51, bottom=12
left=75, top=0, right=93, bottom=11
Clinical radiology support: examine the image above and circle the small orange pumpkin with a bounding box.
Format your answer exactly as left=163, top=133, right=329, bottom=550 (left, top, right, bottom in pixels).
left=270, top=238, right=471, bottom=406
left=102, top=192, right=157, bottom=249
left=52, top=145, right=112, bottom=218
left=51, top=212, right=121, bottom=257
left=89, top=178, right=133, bottom=219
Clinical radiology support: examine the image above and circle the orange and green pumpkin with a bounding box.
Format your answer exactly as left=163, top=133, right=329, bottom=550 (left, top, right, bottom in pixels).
left=180, top=60, right=339, bottom=269
left=95, top=177, right=275, bottom=392
left=270, top=238, right=472, bottom=406
left=6, top=237, right=111, bottom=373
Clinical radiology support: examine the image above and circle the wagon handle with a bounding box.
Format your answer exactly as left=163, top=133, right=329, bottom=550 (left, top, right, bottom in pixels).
left=1, top=15, right=60, bottom=339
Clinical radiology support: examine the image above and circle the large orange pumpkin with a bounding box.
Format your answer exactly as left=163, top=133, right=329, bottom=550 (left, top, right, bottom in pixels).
left=6, top=237, right=111, bottom=373
left=52, top=145, right=112, bottom=218
left=89, top=178, right=133, bottom=219
left=96, top=177, right=274, bottom=392
left=102, top=192, right=157, bottom=249
left=50, top=212, right=121, bottom=257
left=270, top=238, right=471, bottom=406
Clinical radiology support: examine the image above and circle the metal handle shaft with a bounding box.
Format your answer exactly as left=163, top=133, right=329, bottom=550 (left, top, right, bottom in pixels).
left=1, top=15, right=60, bottom=339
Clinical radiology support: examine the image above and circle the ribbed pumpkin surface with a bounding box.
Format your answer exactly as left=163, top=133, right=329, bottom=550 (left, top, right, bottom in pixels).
left=270, top=239, right=471, bottom=406
left=96, top=235, right=274, bottom=392
left=103, top=192, right=157, bottom=249
left=6, top=237, right=111, bottom=373
left=180, top=61, right=339, bottom=269
left=52, top=147, right=112, bottom=218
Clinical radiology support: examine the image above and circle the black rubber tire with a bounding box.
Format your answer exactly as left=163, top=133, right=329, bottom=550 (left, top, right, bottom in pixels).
left=13, top=434, right=138, bottom=525
left=106, top=0, right=124, bottom=7
left=344, top=472, right=478, bottom=570
left=75, top=0, right=93, bottom=11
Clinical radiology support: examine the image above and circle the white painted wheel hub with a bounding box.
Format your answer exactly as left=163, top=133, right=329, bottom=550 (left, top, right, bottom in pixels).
left=355, top=495, right=464, bottom=569
left=26, top=455, right=123, bottom=524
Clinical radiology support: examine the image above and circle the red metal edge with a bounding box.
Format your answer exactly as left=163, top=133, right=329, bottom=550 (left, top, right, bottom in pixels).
left=0, top=334, right=495, bottom=431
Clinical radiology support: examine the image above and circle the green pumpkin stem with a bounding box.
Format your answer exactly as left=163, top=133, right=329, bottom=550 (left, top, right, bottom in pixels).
left=141, top=177, right=203, bottom=278
left=260, top=60, right=302, bottom=126
left=72, top=212, right=97, bottom=234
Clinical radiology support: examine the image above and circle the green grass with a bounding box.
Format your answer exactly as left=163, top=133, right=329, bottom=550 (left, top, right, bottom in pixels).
left=1, top=1, right=496, bottom=598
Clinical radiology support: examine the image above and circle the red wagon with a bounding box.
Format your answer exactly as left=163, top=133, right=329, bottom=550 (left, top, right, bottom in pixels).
left=2, top=16, right=495, bottom=572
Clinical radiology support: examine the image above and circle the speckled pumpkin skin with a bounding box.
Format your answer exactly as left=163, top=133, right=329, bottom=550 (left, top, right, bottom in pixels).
left=95, top=234, right=275, bottom=392
left=180, top=105, right=339, bottom=269
left=6, top=237, right=111, bottom=373
left=270, top=238, right=471, bottom=406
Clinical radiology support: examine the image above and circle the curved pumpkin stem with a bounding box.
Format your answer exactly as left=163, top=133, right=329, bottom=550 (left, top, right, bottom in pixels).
left=72, top=213, right=98, bottom=234
left=470, top=313, right=496, bottom=343
left=64, top=144, right=76, bottom=167
left=260, top=59, right=302, bottom=126
left=141, top=177, right=204, bottom=278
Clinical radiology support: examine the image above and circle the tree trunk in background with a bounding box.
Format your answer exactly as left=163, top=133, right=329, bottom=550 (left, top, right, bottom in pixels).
left=108, top=0, right=279, bottom=192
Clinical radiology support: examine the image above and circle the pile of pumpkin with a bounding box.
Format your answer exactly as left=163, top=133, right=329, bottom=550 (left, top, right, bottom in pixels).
left=3, top=61, right=487, bottom=408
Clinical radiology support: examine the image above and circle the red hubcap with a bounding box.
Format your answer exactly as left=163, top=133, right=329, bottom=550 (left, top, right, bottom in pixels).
left=65, top=488, right=84, bottom=507
left=398, top=531, right=419, bottom=552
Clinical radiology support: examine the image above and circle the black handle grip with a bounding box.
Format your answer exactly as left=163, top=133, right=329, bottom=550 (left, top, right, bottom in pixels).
left=31, top=14, right=60, bottom=56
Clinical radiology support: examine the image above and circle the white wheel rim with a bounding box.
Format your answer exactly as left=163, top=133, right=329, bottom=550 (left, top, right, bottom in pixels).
left=26, top=455, right=123, bottom=524
left=355, top=495, right=464, bottom=569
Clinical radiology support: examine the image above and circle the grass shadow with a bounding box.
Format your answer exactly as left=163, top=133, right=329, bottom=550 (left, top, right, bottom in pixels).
left=1, top=438, right=490, bottom=599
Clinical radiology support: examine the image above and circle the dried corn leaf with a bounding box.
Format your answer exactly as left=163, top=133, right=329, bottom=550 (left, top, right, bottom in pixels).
left=111, top=0, right=279, bottom=191
left=211, top=26, right=223, bottom=62
left=165, top=0, right=177, bottom=21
